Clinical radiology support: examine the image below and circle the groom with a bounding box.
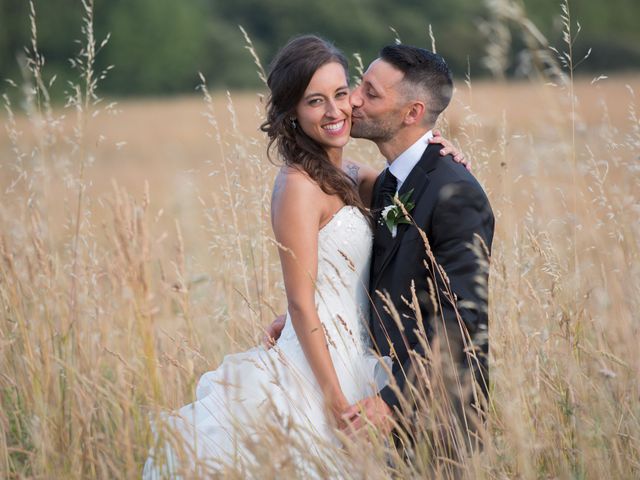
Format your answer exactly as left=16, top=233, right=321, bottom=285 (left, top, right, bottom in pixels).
left=342, top=44, right=494, bottom=443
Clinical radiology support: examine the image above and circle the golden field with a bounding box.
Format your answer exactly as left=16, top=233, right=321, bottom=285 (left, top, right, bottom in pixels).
left=1, top=33, right=639, bottom=478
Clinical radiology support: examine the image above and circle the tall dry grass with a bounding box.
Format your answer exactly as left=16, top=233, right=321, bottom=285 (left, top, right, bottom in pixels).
left=1, top=0, right=639, bottom=478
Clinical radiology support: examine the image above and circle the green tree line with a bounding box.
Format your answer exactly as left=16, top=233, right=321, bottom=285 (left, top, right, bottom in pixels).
left=1, top=0, right=639, bottom=96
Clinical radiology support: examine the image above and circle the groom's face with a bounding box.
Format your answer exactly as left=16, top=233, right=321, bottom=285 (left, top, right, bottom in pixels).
left=350, top=59, right=406, bottom=143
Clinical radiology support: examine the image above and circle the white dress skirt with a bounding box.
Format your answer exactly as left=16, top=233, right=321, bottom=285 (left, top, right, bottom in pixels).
left=143, top=206, right=389, bottom=478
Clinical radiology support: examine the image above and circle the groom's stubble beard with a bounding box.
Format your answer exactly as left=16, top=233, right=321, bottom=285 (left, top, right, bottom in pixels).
left=350, top=109, right=403, bottom=144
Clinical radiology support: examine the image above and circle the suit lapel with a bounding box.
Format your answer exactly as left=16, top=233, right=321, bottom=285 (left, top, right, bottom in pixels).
left=371, top=144, right=442, bottom=289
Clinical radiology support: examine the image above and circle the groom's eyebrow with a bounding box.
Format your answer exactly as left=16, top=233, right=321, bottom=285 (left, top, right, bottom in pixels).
left=362, top=79, right=378, bottom=91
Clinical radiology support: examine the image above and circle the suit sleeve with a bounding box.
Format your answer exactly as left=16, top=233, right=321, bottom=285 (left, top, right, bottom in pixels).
left=379, top=180, right=494, bottom=413
left=430, top=181, right=493, bottom=331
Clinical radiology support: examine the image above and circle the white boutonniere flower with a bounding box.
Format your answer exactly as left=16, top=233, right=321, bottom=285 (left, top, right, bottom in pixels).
left=380, top=189, right=415, bottom=237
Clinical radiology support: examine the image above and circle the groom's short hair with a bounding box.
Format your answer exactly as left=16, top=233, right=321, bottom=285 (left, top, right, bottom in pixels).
left=380, top=44, right=453, bottom=125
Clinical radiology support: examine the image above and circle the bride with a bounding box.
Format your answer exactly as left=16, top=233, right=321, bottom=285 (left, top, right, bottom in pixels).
left=143, top=35, right=462, bottom=478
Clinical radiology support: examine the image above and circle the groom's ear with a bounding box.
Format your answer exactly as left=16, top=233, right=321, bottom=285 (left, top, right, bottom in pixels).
left=403, top=101, right=426, bottom=126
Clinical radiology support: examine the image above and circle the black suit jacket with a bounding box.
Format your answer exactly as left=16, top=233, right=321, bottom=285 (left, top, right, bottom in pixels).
left=369, top=143, right=494, bottom=413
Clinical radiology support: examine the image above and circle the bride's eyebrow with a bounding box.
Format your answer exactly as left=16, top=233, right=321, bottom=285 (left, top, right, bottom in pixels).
left=303, top=85, right=349, bottom=100
left=302, top=92, right=325, bottom=100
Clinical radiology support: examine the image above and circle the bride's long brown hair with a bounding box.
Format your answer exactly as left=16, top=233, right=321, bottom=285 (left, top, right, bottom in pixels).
left=260, top=35, right=368, bottom=217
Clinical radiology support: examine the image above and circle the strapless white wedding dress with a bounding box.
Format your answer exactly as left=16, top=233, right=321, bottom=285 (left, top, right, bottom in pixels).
left=143, top=206, right=389, bottom=478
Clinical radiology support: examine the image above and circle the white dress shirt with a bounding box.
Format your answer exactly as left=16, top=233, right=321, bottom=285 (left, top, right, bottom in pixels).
left=387, top=130, right=433, bottom=192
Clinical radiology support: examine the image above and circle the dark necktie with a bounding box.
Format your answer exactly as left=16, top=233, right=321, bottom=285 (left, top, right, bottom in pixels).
left=372, top=170, right=398, bottom=261
left=379, top=170, right=398, bottom=208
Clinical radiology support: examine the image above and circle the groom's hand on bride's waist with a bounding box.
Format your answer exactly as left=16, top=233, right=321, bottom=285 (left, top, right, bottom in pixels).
left=262, top=314, right=286, bottom=348
left=341, top=396, right=393, bottom=436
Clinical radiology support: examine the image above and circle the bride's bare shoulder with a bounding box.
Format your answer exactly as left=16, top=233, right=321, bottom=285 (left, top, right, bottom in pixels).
left=271, top=166, right=327, bottom=230
left=272, top=165, right=322, bottom=206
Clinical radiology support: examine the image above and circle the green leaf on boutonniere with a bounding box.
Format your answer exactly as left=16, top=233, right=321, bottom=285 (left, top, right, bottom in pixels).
left=381, top=189, right=415, bottom=235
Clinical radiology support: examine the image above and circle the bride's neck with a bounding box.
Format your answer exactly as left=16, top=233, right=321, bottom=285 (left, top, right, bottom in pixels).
left=326, top=147, right=343, bottom=168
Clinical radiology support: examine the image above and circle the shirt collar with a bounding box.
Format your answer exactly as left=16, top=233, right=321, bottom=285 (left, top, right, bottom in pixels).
left=388, top=130, right=433, bottom=186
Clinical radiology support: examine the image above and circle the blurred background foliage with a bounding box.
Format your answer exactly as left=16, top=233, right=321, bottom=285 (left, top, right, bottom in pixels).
left=1, top=0, right=639, bottom=97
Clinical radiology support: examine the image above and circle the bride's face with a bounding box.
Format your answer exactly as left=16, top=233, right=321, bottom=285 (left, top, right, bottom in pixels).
left=295, top=61, right=352, bottom=153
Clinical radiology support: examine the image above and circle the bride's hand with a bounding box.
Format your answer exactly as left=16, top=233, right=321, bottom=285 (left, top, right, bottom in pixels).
left=262, top=314, right=286, bottom=348
left=430, top=129, right=470, bottom=170
left=326, top=394, right=350, bottom=429
left=341, top=396, right=393, bottom=436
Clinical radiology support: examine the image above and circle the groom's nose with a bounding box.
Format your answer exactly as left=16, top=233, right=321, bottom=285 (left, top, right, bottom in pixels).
left=350, top=85, right=364, bottom=108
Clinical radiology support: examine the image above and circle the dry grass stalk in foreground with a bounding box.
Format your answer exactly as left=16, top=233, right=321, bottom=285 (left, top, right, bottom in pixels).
left=1, top=0, right=640, bottom=478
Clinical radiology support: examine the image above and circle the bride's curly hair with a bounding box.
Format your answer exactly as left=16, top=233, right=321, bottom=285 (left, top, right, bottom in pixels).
left=260, top=35, right=368, bottom=217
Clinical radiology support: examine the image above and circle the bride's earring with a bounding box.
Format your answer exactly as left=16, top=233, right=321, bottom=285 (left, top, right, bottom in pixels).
left=290, top=117, right=298, bottom=129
